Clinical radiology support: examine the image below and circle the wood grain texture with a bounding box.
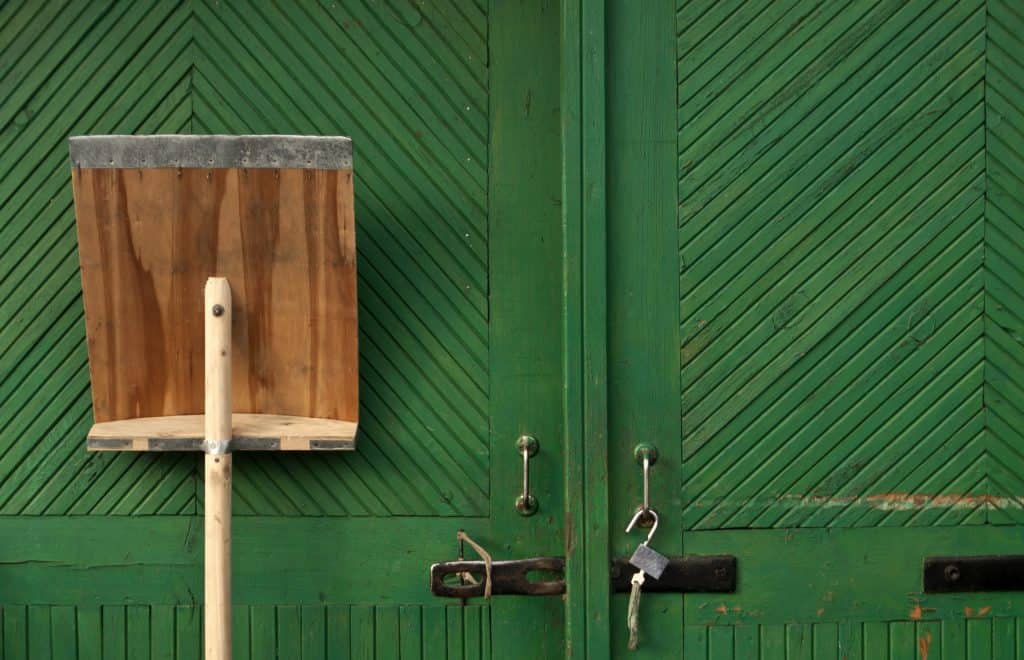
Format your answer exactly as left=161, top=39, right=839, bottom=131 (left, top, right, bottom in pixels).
left=72, top=165, right=357, bottom=425
left=0, top=0, right=492, bottom=519
left=205, top=454, right=232, bottom=659
left=86, top=414, right=357, bottom=450
left=204, top=277, right=232, bottom=660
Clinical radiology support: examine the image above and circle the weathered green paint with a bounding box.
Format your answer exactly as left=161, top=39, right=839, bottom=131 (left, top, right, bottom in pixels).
left=0, top=0, right=561, bottom=657
left=597, top=0, right=1024, bottom=657
left=5, top=0, right=1024, bottom=657
left=488, top=0, right=565, bottom=657
left=0, top=603, right=491, bottom=659
left=562, top=0, right=612, bottom=657
left=678, top=0, right=991, bottom=530
left=605, top=0, right=679, bottom=657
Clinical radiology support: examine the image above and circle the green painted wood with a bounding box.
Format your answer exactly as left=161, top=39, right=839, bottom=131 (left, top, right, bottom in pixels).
left=0, top=0, right=494, bottom=519
left=594, top=0, right=1024, bottom=658
left=562, top=0, right=612, bottom=656
left=0, top=1, right=559, bottom=657
left=684, top=526, right=1024, bottom=626
left=8, top=0, right=1024, bottom=658
left=605, top=1, right=680, bottom=658
left=677, top=0, right=993, bottom=530
left=985, top=0, right=1024, bottom=526
left=0, top=604, right=493, bottom=659
left=560, top=0, right=591, bottom=656
left=190, top=0, right=491, bottom=517
left=486, top=0, right=565, bottom=658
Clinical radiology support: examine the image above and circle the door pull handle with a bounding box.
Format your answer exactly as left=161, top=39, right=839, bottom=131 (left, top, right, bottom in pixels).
left=515, top=435, right=539, bottom=515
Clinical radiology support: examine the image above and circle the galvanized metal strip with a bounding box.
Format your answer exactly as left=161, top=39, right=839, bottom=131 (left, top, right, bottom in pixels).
left=149, top=438, right=204, bottom=452
left=86, top=438, right=134, bottom=451
left=68, top=135, right=353, bottom=169
left=309, top=439, right=357, bottom=450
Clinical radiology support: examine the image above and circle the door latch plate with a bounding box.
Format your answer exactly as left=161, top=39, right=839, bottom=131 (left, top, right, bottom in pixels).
left=924, top=555, right=1024, bottom=593
left=430, top=557, right=565, bottom=598
left=611, top=555, right=737, bottom=593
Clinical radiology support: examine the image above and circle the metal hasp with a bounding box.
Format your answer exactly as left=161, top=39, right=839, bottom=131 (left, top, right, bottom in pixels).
left=430, top=554, right=737, bottom=597
left=924, top=555, right=1024, bottom=593
left=430, top=557, right=565, bottom=598
left=611, top=555, right=737, bottom=594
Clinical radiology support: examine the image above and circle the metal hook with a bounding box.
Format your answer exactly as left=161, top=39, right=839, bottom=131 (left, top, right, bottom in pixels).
left=625, top=508, right=659, bottom=545
left=629, top=444, right=659, bottom=528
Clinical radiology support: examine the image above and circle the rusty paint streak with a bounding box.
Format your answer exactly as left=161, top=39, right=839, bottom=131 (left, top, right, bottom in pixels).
left=919, top=632, right=932, bottom=660
left=908, top=596, right=936, bottom=621
left=774, top=492, right=1024, bottom=511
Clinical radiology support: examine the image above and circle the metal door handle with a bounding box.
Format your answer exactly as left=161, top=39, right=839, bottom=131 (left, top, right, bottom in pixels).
left=515, top=435, right=539, bottom=515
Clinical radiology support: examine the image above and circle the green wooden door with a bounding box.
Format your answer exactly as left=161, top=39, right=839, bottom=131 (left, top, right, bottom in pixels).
left=595, top=0, right=1024, bottom=657
left=8, top=0, right=1024, bottom=657
left=0, top=1, right=565, bottom=657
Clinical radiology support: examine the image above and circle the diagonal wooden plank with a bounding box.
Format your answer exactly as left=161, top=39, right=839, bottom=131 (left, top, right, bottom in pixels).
left=679, top=0, right=992, bottom=529
left=985, top=0, right=1024, bottom=526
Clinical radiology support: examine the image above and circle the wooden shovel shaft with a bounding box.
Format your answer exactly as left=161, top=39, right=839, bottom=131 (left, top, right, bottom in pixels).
left=204, top=278, right=232, bottom=660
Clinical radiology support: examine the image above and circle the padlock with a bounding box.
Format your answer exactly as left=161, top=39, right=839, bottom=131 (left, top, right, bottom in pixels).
left=629, top=542, right=669, bottom=580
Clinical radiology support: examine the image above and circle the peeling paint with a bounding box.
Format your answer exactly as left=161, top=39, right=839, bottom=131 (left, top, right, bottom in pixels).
left=909, top=601, right=937, bottom=620
left=919, top=632, right=932, bottom=660
left=689, top=492, right=1024, bottom=512
left=964, top=605, right=994, bottom=618
left=774, top=492, right=1024, bottom=511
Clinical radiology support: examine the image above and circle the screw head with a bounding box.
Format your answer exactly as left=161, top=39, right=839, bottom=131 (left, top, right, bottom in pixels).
left=515, top=494, right=538, bottom=516
left=634, top=443, right=658, bottom=465
left=516, top=435, right=539, bottom=457
left=212, top=304, right=225, bottom=317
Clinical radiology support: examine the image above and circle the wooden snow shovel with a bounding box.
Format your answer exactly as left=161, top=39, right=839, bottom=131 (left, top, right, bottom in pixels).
left=69, top=135, right=360, bottom=660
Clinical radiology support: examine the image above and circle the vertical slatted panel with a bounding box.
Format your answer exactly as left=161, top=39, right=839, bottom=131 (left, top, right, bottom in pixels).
left=678, top=617, right=1021, bottom=658
left=0, top=605, right=491, bottom=659
left=151, top=606, right=175, bottom=660
left=677, top=0, right=1016, bottom=530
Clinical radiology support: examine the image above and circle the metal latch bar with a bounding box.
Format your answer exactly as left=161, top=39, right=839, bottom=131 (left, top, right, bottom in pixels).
left=429, top=554, right=738, bottom=597
left=924, top=555, right=1024, bottom=592
left=611, top=555, right=737, bottom=593
left=430, top=557, right=565, bottom=598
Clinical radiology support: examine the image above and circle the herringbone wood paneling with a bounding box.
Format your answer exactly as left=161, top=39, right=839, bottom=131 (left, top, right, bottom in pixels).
left=0, top=0, right=489, bottom=516
left=678, top=0, right=995, bottom=528
left=191, top=0, right=489, bottom=517
left=984, top=0, right=1024, bottom=525
left=0, top=1, right=196, bottom=516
